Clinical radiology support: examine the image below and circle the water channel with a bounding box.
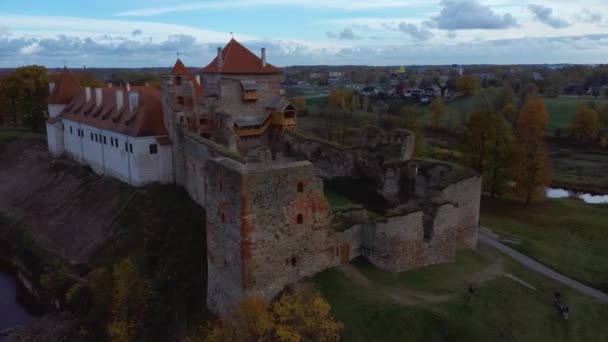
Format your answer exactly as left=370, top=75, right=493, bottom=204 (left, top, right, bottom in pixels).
left=0, top=271, right=32, bottom=341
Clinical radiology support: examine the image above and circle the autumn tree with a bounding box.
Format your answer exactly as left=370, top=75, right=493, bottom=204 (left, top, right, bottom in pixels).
left=0, top=66, right=49, bottom=131
left=429, top=97, right=447, bottom=130
left=190, top=287, right=343, bottom=342
left=107, top=258, right=155, bottom=342
left=571, top=104, right=599, bottom=142
left=598, top=104, right=608, bottom=128
left=512, top=98, right=551, bottom=206
left=455, top=75, right=480, bottom=97
left=511, top=139, right=551, bottom=206
left=461, top=109, right=514, bottom=196
left=517, top=98, right=549, bottom=137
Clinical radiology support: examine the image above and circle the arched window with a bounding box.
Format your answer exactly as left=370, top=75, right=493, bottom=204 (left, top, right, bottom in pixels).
left=297, top=214, right=303, bottom=224
left=297, top=182, right=304, bottom=193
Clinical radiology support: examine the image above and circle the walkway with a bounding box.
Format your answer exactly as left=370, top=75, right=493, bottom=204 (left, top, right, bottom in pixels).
left=479, top=227, right=608, bottom=303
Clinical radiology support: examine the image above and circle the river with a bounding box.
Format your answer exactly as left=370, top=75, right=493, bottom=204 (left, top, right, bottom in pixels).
left=546, top=188, right=608, bottom=204
left=0, top=272, right=32, bottom=341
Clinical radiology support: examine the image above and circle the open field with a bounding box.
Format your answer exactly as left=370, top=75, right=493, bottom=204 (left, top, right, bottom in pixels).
left=312, top=247, right=608, bottom=342
left=481, top=197, right=608, bottom=293
left=544, top=97, right=608, bottom=134
left=548, top=142, right=608, bottom=190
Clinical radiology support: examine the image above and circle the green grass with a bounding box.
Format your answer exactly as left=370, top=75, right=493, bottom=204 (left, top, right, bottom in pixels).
left=312, top=248, right=608, bottom=342
left=544, top=97, right=608, bottom=134
left=324, top=188, right=357, bottom=209
left=481, top=197, right=608, bottom=292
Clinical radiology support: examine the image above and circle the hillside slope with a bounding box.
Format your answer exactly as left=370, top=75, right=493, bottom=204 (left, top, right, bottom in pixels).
left=0, top=137, right=135, bottom=262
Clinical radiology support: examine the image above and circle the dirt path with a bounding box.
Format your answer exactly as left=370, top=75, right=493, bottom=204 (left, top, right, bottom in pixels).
left=480, top=227, right=608, bottom=303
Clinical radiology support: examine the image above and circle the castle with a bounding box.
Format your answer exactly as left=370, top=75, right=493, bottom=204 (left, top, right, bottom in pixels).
left=45, top=39, right=481, bottom=316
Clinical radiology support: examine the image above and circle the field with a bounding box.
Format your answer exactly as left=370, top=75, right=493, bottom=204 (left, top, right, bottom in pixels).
left=312, top=247, right=608, bottom=342
left=481, top=197, right=608, bottom=292
left=544, top=97, right=608, bottom=134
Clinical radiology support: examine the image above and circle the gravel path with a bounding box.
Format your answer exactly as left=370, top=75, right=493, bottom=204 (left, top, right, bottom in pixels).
left=479, top=228, right=608, bottom=303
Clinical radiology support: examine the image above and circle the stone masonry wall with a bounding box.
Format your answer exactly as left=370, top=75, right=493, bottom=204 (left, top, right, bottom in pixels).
left=439, top=176, right=482, bottom=250
left=239, top=161, right=338, bottom=301
left=204, top=158, right=246, bottom=316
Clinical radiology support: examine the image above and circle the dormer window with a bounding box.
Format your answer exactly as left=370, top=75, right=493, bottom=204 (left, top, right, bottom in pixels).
left=240, top=80, right=258, bottom=102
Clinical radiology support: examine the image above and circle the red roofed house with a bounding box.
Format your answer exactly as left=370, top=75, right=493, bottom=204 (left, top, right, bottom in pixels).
left=46, top=70, right=174, bottom=186
left=164, top=39, right=296, bottom=152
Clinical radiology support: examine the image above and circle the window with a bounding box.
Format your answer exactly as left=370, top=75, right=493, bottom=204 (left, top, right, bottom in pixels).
left=125, top=142, right=128, bottom=151
left=69, top=126, right=73, bottom=134
left=175, top=76, right=182, bottom=85
left=221, top=212, right=226, bottom=223
left=129, top=144, right=133, bottom=153
left=290, top=257, right=297, bottom=267
left=149, top=144, right=158, bottom=154
left=103, top=136, right=107, bottom=145
left=90, top=132, right=94, bottom=140
left=94, top=134, right=98, bottom=142
left=177, top=96, right=185, bottom=105
left=297, top=214, right=303, bottom=224
left=297, top=182, right=304, bottom=193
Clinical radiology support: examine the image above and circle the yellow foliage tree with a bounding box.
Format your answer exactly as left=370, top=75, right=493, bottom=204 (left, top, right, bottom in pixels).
left=455, top=75, right=480, bottom=97
left=429, top=97, right=447, bottom=130
left=189, top=288, right=342, bottom=342
left=107, top=258, right=154, bottom=342
left=571, top=104, right=599, bottom=142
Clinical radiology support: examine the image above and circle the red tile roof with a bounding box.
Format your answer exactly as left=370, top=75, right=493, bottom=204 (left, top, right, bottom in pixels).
left=48, top=67, right=83, bottom=105
left=58, top=86, right=168, bottom=138
left=172, top=58, right=204, bottom=100
left=202, top=39, right=281, bottom=75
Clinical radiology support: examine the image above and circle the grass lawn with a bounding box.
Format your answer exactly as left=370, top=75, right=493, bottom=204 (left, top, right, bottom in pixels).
left=312, top=247, right=608, bottom=342
left=481, top=197, right=608, bottom=292
left=543, top=97, right=608, bottom=134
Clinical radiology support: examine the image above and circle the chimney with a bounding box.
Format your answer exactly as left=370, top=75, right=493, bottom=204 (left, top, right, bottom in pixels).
left=195, top=75, right=201, bottom=85
left=261, top=48, right=266, bottom=67
left=217, top=47, right=223, bottom=67
left=84, top=87, right=91, bottom=102
left=115, top=90, right=124, bottom=110
left=128, top=91, right=139, bottom=113
left=95, top=88, right=102, bottom=106
left=49, top=82, right=56, bottom=93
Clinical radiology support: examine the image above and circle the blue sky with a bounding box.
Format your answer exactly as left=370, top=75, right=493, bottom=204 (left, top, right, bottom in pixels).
left=0, top=0, right=607, bottom=67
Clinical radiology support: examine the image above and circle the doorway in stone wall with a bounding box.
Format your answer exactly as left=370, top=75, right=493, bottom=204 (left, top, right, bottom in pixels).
left=340, top=244, right=350, bottom=264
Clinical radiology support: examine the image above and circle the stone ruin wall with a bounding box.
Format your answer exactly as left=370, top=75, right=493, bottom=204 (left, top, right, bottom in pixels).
left=238, top=161, right=339, bottom=301
left=170, top=123, right=480, bottom=315
left=204, top=158, right=246, bottom=316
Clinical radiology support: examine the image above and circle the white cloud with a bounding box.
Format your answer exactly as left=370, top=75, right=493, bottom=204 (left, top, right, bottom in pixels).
left=434, top=0, right=518, bottom=30
left=116, top=0, right=431, bottom=16
left=528, top=4, right=569, bottom=29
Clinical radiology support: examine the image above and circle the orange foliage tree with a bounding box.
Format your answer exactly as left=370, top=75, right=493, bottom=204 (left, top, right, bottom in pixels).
left=512, top=98, right=551, bottom=206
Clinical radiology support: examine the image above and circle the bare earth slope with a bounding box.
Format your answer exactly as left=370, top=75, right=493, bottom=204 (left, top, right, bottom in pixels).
left=0, top=137, right=133, bottom=262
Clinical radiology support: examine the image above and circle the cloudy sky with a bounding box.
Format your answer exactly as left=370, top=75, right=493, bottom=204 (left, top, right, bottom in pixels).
left=0, top=0, right=607, bottom=67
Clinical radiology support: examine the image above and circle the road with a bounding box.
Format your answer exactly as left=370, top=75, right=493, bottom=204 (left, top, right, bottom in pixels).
left=479, top=227, right=608, bottom=303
